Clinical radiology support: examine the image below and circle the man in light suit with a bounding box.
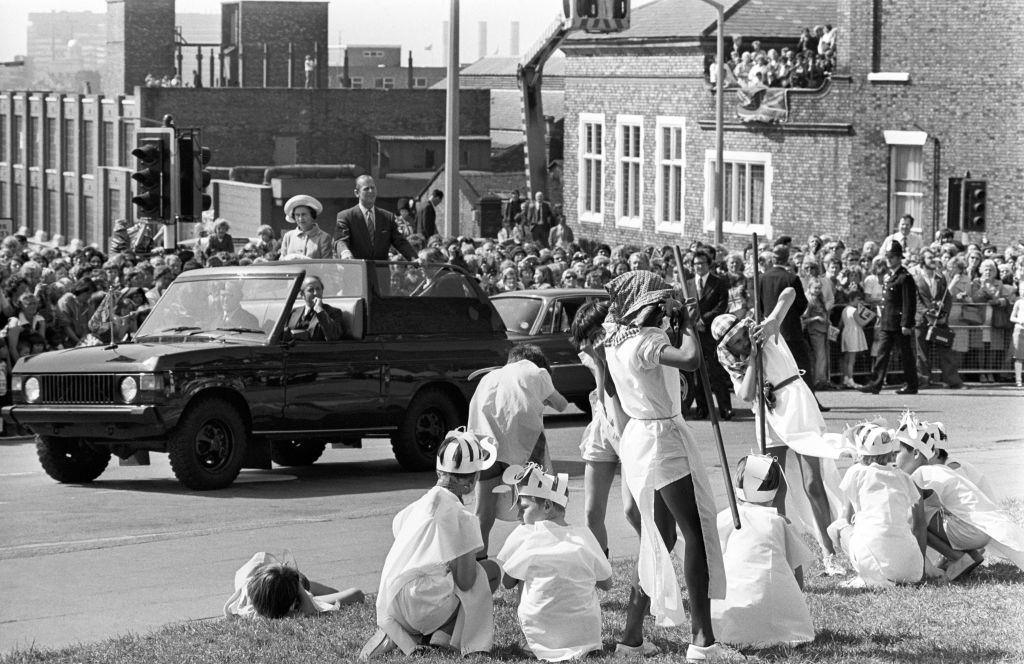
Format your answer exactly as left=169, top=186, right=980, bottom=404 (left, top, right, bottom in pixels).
left=287, top=276, right=345, bottom=341
left=914, top=250, right=962, bottom=388
left=335, top=175, right=417, bottom=261
left=415, top=189, right=442, bottom=239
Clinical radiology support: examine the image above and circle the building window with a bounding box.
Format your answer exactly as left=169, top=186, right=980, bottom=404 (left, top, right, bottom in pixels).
left=362, top=50, right=384, bottom=58
left=350, top=77, right=363, bottom=89
left=45, top=118, right=57, bottom=169
left=890, top=145, right=924, bottom=230
left=13, top=114, right=23, bottom=164
left=703, top=149, right=772, bottom=236
left=63, top=119, right=76, bottom=171
left=425, top=148, right=436, bottom=170
left=0, top=114, right=6, bottom=161
left=47, top=189, right=59, bottom=229
left=121, top=122, right=135, bottom=167
left=374, top=77, right=395, bottom=89
left=27, top=115, right=41, bottom=167
left=83, top=120, right=95, bottom=172
left=63, top=191, right=76, bottom=235
left=28, top=186, right=38, bottom=225
left=577, top=112, right=604, bottom=224
left=83, top=195, right=95, bottom=236
left=413, top=77, right=428, bottom=88
left=655, top=117, right=685, bottom=233
left=107, top=187, right=122, bottom=223
left=101, top=121, right=115, bottom=167
left=615, top=115, right=643, bottom=228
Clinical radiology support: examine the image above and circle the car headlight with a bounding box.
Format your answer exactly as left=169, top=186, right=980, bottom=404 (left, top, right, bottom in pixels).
left=24, top=377, right=40, bottom=403
left=120, top=376, right=139, bottom=404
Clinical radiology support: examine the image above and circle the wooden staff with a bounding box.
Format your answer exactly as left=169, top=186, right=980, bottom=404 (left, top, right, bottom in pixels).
left=672, top=246, right=740, bottom=529
left=751, top=233, right=767, bottom=454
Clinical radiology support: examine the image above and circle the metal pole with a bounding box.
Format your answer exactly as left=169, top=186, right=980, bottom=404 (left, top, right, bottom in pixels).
left=697, top=0, right=725, bottom=244
left=751, top=232, right=766, bottom=453
left=444, top=0, right=460, bottom=237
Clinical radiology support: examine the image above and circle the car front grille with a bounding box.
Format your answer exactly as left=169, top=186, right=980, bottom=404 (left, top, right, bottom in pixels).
left=40, top=374, right=121, bottom=404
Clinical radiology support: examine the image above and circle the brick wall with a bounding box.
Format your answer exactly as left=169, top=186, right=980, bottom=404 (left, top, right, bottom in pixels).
left=230, top=1, right=328, bottom=88
left=103, top=0, right=176, bottom=96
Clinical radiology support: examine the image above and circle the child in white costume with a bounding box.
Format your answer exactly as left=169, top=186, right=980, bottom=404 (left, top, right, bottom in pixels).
left=496, top=464, right=613, bottom=661
left=361, top=430, right=502, bottom=659
left=829, top=422, right=926, bottom=588
left=713, top=312, right=846, bottom=575
left=469, top=344, right=569, bottom=551
left=711, top=454, right=815, bottom=647
left=895, top=413, right=1024, bottom=581
left=224, top=551, right=364, bottom=619
left=927, top=421, right=1000, bottom=503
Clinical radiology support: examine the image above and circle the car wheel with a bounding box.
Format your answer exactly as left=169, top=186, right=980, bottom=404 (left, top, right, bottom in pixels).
left=168, top=398, right=247, bottom=490
left=572, top=397, right=592, bottom=416
left=36, top=436, right=110, bottom=483
left=270, top=440, right=326, bottom=467
left=392, top=387, right=460, bottom=471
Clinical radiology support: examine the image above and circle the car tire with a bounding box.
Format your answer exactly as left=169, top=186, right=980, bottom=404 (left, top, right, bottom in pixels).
left=36, top=436, right=110, bottom=483
left=270, top=440, right=326, bottom=467
left=572, top=397, right=592, bottom=416
left=392, top=387, right=460, bottom=471
left=168, top=398, right=247, bottom=490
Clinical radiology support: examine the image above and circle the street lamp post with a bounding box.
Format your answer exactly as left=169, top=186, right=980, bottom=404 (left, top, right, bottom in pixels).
left=697, top=0, right=725, bottom=245
left=444, top=0, right=460, bottom=237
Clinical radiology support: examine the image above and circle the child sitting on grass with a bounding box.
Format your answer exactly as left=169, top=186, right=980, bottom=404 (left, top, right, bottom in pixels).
left=496, top=463, right=613, bottom=661
left=224, top=551, right=364, bottom=619
left=828, top=421, right=926, bottom=588
left=711, top=454, right=815, bottom=648
left=894, top=412, right=1024, bottom=581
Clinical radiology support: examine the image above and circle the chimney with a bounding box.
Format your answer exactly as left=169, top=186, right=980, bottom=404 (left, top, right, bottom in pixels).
left=510, top=21, right=520, bottom=57
left=407, top=50, right=414, bottom=88
left=478, top=21, right=487, bottom=60
left=442, top=20, right=449, bottom=65
left=343, top=47, right=350, bottom=87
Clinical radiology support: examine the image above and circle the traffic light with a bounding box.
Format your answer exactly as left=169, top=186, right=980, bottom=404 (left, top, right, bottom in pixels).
left=131, top=128, right=174, bottom=221
left=563, top=0, right=631, bottom=33
left=177, top=132, right=213, bottom=222
left=962, top=179, right=986, bottom=231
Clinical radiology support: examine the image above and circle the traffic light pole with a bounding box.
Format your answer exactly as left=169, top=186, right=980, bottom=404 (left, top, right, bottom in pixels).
left=165, top=135, right=180, bottom=250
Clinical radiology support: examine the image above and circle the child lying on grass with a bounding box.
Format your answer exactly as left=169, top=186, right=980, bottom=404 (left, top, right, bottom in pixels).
left=224, top=551, right=364, bottom=619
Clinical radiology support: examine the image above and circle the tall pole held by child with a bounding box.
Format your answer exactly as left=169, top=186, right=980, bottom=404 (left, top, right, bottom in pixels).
left=751, top=232, right=767, bottom=453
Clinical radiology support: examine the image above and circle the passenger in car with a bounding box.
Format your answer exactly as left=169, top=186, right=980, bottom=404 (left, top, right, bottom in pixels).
left=287, top=275, right=344, bottom=341
left=217, top=282, right=260, bottom=330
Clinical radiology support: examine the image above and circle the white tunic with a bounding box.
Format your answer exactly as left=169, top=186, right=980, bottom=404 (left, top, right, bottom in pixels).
left=469, top=360, right=557, bottom=466
left=912, top=465, right=1024, bottom=569
left=375, top=486, right=495, bottom=655
left=604, top=325, right=725, bottom=626
left=497, top=522, right=612, bottom=661
left=839, top=464, right=923, bottom=586
left=710, top=502, right=815, bottom=647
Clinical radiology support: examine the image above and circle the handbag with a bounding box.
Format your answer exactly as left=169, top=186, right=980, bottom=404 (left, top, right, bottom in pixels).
left=854, top=302, right=877, bottom=326
left=958, top=304, right=985, bottom=325
left=828, top=324, right=840, bottom=342
left=925, top=325, right=955, bottom=347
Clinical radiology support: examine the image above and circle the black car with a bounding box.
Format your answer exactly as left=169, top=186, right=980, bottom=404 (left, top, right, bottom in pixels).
left=3, top=260, right=510, bottom=490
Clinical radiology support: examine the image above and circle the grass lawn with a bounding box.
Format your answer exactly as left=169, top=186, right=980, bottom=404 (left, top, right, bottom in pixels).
left=4, top=544, right=1023, bottom=664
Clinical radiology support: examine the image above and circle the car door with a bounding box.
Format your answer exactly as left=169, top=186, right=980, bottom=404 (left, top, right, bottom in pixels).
left=534, top=295, right=599, bottom=401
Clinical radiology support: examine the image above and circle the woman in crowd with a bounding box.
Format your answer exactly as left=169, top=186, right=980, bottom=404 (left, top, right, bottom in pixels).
left=206, top=219, right=235, bottom=256
left=972, top=259, right=1013, bottom=383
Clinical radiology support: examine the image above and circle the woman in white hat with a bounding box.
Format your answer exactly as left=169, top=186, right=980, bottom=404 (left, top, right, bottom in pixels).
left=278, top=195, right=332, bottom=260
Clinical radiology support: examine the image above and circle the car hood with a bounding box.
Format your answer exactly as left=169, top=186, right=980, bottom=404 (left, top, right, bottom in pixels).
left=14, top=341, right=263, bottom=374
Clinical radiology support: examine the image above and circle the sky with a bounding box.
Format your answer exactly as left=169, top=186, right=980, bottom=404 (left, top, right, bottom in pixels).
left=0, top=0, right=588, bottom=67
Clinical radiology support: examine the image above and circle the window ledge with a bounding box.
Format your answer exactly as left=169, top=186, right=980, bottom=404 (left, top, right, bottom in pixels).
left=579, top=212, right=603, bottom=225
left=867, top=72, right=910, bottom=83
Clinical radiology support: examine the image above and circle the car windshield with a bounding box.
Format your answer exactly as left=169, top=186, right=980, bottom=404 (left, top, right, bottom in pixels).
left=492, top=296, right=543, bottom=334
left=134, top=275, right=299, bottom=343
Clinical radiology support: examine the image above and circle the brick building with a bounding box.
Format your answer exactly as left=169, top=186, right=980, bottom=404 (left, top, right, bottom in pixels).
left=221, top=1, right=328, bottom=89
left=327, top=45, right=446, bottom=90
left=561, top=0, right=1024, bottom=250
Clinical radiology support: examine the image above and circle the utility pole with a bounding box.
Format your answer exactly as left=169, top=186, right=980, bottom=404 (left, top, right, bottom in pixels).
left=444, top=0, right=460, bottom=237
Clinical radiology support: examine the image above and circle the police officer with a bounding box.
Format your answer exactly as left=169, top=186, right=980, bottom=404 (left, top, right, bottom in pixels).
left=860, top=242, right=918, bottom=394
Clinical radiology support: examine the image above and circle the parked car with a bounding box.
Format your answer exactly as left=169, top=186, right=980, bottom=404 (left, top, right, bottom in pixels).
left=490, top=288, right=691, bottom=413
left=3, top=260, right=510, bottom=490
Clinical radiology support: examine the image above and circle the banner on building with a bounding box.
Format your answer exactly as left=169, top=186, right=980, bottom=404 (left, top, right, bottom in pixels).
left=735, top=85, right=789, bottom=123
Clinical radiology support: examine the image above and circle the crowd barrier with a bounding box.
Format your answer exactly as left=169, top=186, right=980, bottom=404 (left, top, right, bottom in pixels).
left=820, top=301, right=1016, bottom=383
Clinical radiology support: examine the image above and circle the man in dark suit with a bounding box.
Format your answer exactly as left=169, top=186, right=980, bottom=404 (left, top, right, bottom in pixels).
left=756, top=244, right=830, bottom=411
left=860, top=242, right=918, bottom=394
left=523, top=191, right=553, bottom=248
left=687, top=249, right=733, bottom=419
left=217, top=282, right=260, bottom=330
left=415, top=189, right=442, bottom=239
left=335, top=175, right=417, bottom=261
left=913, top=249, right=962, bottom=388
left=287, top=276, right=345, bottom=341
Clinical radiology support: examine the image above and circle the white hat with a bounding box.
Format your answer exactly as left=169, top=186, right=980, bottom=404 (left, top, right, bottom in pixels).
left=920, top=420, right=948, bottom=448
left=435, top=428, right=497, bottom=474
left=736, top=454, right=781, bottom=503
left=895, top=410, right=934, bottom=459
left=284, top=195, right=323, bottom=223
left=850, top=422, right=898, bottom=457
left=495, top=462, right=570, bottom=508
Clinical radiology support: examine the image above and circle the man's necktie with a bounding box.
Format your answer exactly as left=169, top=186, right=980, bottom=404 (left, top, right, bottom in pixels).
left=365, top=208, right=375, bottom=236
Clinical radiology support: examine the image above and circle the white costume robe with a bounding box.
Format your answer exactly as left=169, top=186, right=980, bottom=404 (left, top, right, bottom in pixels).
left=946, top=459, right=999, bottom=503
left=839, top=463, right=923, bottom=586
left=710, top=502, right=815, bottom=647
left=604, top=325, right=726, bottom=626
left=912, top=465, right=1024, bottom=569
left=469, top=360, right=557, bottom=466
left=497, top=522, right=612, bottom=661
left=375, top=486, right=495, bottom=655
left=720, top=335, right=846, bottom=550
left=223, top=551, right=333, bottom=618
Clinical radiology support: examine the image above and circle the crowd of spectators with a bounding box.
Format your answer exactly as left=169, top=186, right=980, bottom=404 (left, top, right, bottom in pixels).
left=713, top=26, right=837, bottom=89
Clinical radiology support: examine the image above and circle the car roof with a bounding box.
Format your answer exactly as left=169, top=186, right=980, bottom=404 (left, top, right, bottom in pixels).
left=491, top=288, right=607, bottom=300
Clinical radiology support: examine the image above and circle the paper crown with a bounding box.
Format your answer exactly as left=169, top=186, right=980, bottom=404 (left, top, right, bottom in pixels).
left=848, top=421, right=898, bottom=457
left=736, top=454, right=780, bottom=503
left=435, top=427, right=497, bottom=474
left=894, top=410, right=935, bottom=459
left=494, top=462, right=570, bottom=510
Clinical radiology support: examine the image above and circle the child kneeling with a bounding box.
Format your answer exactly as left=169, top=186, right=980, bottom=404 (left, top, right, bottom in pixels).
left=224, top=551, right=364, bottom=619
left=496, top=464, right=613, bottom=661
left=711, top=454, right=815, bottom=648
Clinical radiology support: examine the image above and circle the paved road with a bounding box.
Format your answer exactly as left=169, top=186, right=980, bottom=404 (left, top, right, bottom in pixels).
left=1, top=387, right=1021, bottom=652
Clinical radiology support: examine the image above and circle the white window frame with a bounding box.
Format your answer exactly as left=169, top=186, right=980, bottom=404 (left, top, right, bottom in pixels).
left=413, top=77, right=428, bottom=88
left=577, top=112, right=605, bottom=225
left=654, top=116, right=686, bottom=235
left=614, top=114, right=643, bottom=229
left=884, top=131, right=927, bottom=233
left=703, top=149, right=772, bottom=236
left=350, top=77, right=363, bottom=89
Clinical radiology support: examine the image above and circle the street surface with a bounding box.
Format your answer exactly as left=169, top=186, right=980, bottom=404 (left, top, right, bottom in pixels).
left=1, top=387, right=1021, bottom=652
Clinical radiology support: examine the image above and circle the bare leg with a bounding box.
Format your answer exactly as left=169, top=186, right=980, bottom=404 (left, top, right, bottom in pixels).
left=474, top=474, right=503, bottom=553
left=619, top=494, right=676, bottom=647
left=622, top=476, right=641, bottom=535
left=796, top=452, right=836, bottom=555
left=584, top=460, right=618, bottom=550
left=479, top=558, right=501, bottom=593
left=314, top=588, right=365, bottom=605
